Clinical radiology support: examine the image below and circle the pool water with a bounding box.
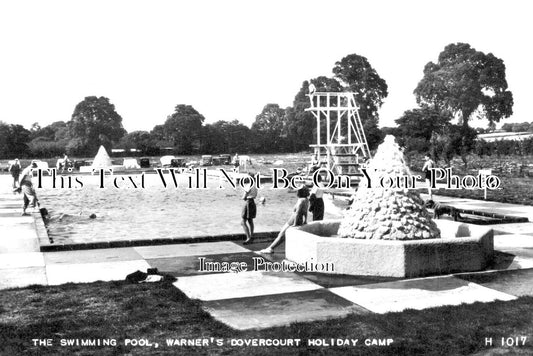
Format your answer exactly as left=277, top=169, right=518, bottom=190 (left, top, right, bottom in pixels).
left=38, top=173, right=307, bottom=244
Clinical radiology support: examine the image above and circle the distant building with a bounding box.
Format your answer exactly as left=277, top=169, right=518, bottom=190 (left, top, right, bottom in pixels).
left=111, top=148, right=141, bottom=156
left=477, top=132, right=533, bottom=142
left=160, top=147, right=175, bottom=154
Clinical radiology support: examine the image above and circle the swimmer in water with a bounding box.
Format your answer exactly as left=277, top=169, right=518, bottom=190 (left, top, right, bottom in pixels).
left=40, top=208, right=97, bottom=222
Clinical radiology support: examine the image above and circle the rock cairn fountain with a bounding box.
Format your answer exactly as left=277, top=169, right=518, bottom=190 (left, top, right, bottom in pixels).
left=338, top=135, right=440, bottom=240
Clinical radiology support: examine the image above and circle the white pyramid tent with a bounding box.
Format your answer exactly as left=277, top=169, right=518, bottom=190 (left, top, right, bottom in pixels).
left=91, top=145, right=113, bottom=169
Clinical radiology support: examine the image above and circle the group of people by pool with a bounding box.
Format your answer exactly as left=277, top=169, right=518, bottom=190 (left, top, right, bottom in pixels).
left=240, top=170, right=326, bottom=254
left=8, top=159, right=96, bottom=220
left=240, top=153, right=438, bottom=253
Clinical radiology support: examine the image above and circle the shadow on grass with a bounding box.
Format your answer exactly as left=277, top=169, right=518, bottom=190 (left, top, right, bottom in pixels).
left=1, top=281, right=532, bottom=355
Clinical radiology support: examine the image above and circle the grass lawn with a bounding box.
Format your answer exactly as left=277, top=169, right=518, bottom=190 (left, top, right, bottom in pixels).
left=1, top=281, right=533, bottom=355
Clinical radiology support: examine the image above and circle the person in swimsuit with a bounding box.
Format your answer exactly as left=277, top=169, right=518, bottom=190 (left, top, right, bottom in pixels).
left=18, top=161, right=39, bottom=216
left=309, top=175, right=325, bottom=221
left=241, top=173, right=258, bottom=244
left=259, top=186, right=309, bottom=254
left=422, top=155, right=435, bottom=200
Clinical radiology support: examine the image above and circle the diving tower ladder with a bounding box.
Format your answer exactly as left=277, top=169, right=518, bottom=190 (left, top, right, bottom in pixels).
left=305, top=92, right=371, bottom=178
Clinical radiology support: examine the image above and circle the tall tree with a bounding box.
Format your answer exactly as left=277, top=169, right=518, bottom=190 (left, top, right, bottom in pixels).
left=30, top=121, right=67, bottom=141
left=251, top=104, right=287, bottom=152
left=163, top=104, right=205, bottom=154
left=119, top=131, right=153, bottom=153
left=68, top=96, right=126, bottom=155
left=0, top=122, right=31, bottom=158
left=332, top=53, right=388, bottom=124
left=208, top=120, right=251, bottom=153
left=198, top=124, right=224, bottom=154
left=282, top=106, right=311, bottom=152
left=332, top=54, right=388, bottom=149
left=396, top=107, right=452, bottom=141
left=28, top=121, right=69, bottom=157
left=430, top=124, right=478, bottom=166
left=414, top=43, right=513, bottom=131
left=395, top=106, right=452, bottom=154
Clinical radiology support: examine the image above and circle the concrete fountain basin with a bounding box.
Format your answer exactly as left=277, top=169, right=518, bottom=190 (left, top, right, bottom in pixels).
left=285, top=219, right=494, bottom=278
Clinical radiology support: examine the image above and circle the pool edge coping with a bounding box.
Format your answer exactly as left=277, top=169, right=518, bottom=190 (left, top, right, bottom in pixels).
left=37, top=230, right=280, bottom=252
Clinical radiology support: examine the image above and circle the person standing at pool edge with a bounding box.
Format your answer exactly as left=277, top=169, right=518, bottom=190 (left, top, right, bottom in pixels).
left=232, top=153, right=240, bottom=173
left=8, top=158, right=21, bottom=189
left=18, top=161, right=39, bottom=216
left=308, top=153, right=320, bottom=175
left=241, top=173, right=258, bottom=245
left=422, top=155, right=435, bottom=200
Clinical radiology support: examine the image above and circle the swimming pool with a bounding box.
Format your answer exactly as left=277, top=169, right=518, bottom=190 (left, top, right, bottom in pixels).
left=37, top=172, right=314, bottom=244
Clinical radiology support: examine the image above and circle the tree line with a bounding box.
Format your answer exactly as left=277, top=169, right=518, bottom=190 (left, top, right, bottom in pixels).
left=386, top=43, right=514, bottom=167
left=0, top=43, right=517, bottom=164
left=500, top=122, right=533, bottom=133
left=0, top=52, right=388, bottom=159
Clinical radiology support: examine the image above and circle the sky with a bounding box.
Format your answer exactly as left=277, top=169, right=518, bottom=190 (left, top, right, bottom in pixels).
left=0, top=0, right=531, bottom=133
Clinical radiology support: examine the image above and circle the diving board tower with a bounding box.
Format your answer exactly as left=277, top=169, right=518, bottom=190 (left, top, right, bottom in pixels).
left=306, top=91, right=371, bottom=176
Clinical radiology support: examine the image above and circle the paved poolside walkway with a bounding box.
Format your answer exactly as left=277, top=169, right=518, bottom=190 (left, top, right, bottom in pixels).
left=2, top=176, right=533, bottom=330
